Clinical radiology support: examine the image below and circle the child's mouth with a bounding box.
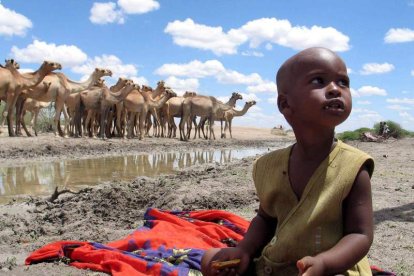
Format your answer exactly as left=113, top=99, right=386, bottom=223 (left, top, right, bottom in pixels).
left=324, top=100, right=344, bottom=111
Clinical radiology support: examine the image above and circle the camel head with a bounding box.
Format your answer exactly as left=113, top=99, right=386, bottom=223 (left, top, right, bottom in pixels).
left=157, top=80, right=165, bottom=88
left=5, top=59, right=20, bottom=69
left=94, top=68, right=112, bottom=78
left=165, top=88, right=177, bottom=98
left=94, top=79, right=106, bottom=87
left=42, top=81, right=52, bottom=90
left=115, top=77, right=128, bottom=86
left=232, top=92, right=243, bottom=101
left=141, top=85, right=153, bottom=92
left=247, top=100, right=256, bottom=107
left=183, top=91, right=197, bottom=97
left=42, top=60, right=62, bottom=72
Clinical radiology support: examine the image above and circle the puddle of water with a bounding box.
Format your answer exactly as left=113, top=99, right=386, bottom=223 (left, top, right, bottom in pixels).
left=0, top=147, right=268, bottom=203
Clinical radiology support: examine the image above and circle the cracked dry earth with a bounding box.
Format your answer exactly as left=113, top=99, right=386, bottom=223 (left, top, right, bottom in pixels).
left=0, top=128, right=412, bottom=275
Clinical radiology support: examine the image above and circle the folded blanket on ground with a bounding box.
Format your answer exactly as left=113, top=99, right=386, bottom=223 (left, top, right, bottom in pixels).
left=26, top=208, right=249, bottom=275
left=26, top=208, right=395, bottom=275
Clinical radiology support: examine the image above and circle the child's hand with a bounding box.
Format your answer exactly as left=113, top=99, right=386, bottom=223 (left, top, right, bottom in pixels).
left=297, top=256, right=325, bottom=276
left=203, top=247, right=250, bottom=276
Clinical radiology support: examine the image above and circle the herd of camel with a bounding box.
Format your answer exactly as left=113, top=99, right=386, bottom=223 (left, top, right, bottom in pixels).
left=0, top=59, right=256, bottom=141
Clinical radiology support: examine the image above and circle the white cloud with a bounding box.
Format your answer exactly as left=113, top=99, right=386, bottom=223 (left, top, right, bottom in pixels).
left=267, top=95, right=277, bottom=105
left=350, top=87, right=360, bottom=98
left=90, top=2, right=124, bottom=25
left=384, top=28, right=414, bottom=43
left=164, top=76, right=199, bottom=96
left=356, top=100, right=371, bottom=105
left=11, top=40, right=88, bottom=67
left=164, top=19, right=244, bottom=55
left=155, top=60, right=225, bottom=78
left=411, top=70, right=414, bottom=76
left=265, top=43, right=273, bottom=50
left=155, top=59, right=272, bottom=91
left=247, top=81, right=277, bottom=94
left=399, top=111, right=414, bottom=122
left=0, top=4, right=32, bottom=37
left=130, top=76, right=148, bottom=86
left=339, top=108, right=382, bottom=131
left=239, top=92, right=261, bottom=102
left=72, top=54, right=144, bottom=84
left=90, top=0, right=159, bottom=25
left=386, top=97, right=414, bottom=105
left=164, top=17, right=350, bottom=56
left=360, top=63, right=395, bottom=75
left=241, top=51, right=264, bottom=57
left=387, top=105, right=411, bottom=111
left=117, top=0, right=159, bottom=14
left=357, top=86, right=387, bottom=96
left=347, top=68, right=353, bottom=74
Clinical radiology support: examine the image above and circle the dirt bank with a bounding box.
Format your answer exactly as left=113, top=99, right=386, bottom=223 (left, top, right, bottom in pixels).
left=0, top=128, right=412, bottom=275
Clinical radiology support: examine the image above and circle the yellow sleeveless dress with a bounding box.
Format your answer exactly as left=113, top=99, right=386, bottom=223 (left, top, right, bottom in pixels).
left=253, top=140, right=374, bottom=276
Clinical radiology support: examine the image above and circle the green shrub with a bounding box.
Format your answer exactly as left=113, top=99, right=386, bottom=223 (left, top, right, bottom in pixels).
left=373, top=120, right=410, bottom=139
left=337, top=127, right=372, bottom=141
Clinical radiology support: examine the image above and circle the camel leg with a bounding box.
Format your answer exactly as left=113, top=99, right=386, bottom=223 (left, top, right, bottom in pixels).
left=20, top=108, right=33, bottom=137
left=15, top=96, right=25, bottom=136
left=33, top=110, right=40, bottom=136
left=220, top=120, right=225, bottom=139
left=209, top=118, right=216, bottom=140
left=228, top=119, right=233, bottom=138
left=5, top=91, right=18, bottom=136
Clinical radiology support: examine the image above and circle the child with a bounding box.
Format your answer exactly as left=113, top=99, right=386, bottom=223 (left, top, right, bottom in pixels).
left=201, top=47, right=374, bottom=276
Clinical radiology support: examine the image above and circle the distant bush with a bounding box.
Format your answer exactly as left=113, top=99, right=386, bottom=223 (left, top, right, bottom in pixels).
left=373, top=120, right=413, bottom=139
left=337, top=121, right=414, bottom=141
left=337, top=127, right=372, bottom=141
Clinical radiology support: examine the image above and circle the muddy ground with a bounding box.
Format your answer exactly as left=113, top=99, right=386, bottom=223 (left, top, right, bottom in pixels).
left=0, top=127, right=412, bottom=275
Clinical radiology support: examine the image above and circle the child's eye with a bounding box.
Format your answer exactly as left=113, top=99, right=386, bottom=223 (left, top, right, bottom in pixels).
left=311, top=77, right=324, bottom=85
left=338, top=79, right=349, bottom=87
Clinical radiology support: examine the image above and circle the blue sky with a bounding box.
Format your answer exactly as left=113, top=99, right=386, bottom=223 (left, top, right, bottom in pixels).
left=1, top=0, right=413, bottom=132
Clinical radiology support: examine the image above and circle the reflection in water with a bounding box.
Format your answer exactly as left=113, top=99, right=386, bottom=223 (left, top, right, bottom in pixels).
left=0, top=148, right=267, bottom=203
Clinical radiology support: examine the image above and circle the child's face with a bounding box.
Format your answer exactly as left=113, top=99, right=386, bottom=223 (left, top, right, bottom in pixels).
left=284, top=49, right=352, bottom=129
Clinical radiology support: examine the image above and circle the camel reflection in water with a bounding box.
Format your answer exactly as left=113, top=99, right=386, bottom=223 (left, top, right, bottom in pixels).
left=0, top=147, right=266, bottom=202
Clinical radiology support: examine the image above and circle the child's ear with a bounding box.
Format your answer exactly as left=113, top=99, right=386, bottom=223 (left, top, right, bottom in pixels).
left=277, top=94, right=291, bottom=115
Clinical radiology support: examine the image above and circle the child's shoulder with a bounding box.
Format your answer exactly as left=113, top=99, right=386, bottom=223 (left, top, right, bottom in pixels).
left=254, top=144, right=292, bottom=166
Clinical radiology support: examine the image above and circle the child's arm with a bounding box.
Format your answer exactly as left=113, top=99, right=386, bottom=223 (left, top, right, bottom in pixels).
left=297, top=165, right=373, bottom=276
left=201, top=205, right=277, bottom=275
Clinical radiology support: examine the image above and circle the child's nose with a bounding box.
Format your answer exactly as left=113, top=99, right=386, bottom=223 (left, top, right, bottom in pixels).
left=326, top=82, right=341, bottom=97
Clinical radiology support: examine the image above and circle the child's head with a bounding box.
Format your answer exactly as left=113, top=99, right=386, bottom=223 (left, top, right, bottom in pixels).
left=276, top=47, right=351, bottom=131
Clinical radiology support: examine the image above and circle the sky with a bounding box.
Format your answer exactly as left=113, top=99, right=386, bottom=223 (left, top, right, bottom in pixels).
left=0, top=0, right=413, bottom=132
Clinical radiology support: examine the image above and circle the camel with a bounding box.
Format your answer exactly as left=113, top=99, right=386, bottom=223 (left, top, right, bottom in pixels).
left=77, top=79, right=136, bottom=139
left=17, top=67, right=112, bottom=137
left=141, top=81, right=169, bottom=137
left=194, top=92, right=242, bottom=139
left=123, top=87, right=176, bottom=140
left=65, top=79, right=106, bottom=137
left=19, top=82, right=53, bottom=136
left=0, top=59, right=62, bottom=136
left=160, top=91, right=197, bottom=138
left=179, top=92, right=242, bottom=141
left=221, top=100, right=256, bottom=138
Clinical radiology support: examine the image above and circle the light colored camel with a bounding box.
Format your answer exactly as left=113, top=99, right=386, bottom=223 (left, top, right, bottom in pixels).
left=221, top=100, right=257, bottom=138
left=17, top=67, right=112, bottom=137
left=192, top=92, right=243, bottom=139
left=65, top=79, right=106, bottom=137
left=0, top=59, right=62, bottom=136
left=179, top=92, right=242, bottom=141
left=77, top=79, right=136, bottom=138
left=160, top=91, right=197, bottom=138
left=123, top=87, right=176, bottom=140
left=19, top=82, right=53, bottom=136
left=141, top=81, right=168, bottom=137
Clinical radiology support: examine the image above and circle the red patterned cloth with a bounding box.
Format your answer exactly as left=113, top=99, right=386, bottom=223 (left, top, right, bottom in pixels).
left=26, top=208, right=249, bottom=275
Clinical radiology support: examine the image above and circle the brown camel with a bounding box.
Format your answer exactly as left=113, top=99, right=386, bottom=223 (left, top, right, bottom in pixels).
left=221, top=100, right=257, bottom=138
left=123, top=87, right=176, bottom=140
left=19, top=82, right=53, bottom=136
left=18, top=67, right=112, bottom=137
left=194, top=92, right=242, bottom=139
left=179, top=93, right=241, bottom=141
left=65, top=79, right=106, bottom=137
left=160, top=91, right=197, bottom=138
left=77, top=79, right=136, bottom=138
left=0, top=59, right=62, bottom=136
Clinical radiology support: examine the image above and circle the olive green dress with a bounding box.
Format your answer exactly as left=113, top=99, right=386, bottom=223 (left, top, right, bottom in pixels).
left=253, top=140, right=374, bottom=276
